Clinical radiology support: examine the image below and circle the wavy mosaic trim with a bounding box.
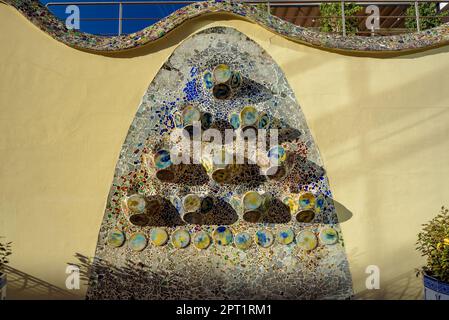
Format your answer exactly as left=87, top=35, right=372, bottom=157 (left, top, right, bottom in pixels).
left=5, top=0, right=449, bottom=53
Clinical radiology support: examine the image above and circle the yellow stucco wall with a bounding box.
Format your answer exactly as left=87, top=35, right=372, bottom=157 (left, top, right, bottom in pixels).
left=1, top=3, right=448, bottom=299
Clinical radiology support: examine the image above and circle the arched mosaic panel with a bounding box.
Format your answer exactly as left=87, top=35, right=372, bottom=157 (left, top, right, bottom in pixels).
left=88, top=27, right=353, bottom=300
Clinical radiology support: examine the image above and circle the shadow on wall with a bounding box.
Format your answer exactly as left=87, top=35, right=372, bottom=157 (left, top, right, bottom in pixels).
left=3, top=265, right=76, bottom=300
left=355, top=269, right=424, bottom=300
left=71, top=253, right=185, bottom=300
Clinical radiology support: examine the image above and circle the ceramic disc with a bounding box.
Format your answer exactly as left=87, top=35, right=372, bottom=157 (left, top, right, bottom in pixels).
left=150, top=228, right=169, bottom=246
left=128, top=232, right=147, bottom=252
left=212, top=226, right=233, bottom=246
left=254, top=229, right=274, bottom=248
left=213, top=64, right=232, bottom=83
left=240, top=106, right=258, bottom=127
left=234, top=232, right=252, bottom=250
left=298, top=192, right=316, bottom=210
left=297, top=230, right=318, bottom=251
left=154, top=149, right=172, bottom=170
left=277, top=228, right=295, bottom=245
left=126, top=194, right=146, bottom=213
left=242, top=191, right=262, bottom=210
left=193, top=231, right=211, bottom=250
left=171, top=229, right=191, bottom=249
left=319, top=227, right=339, bottom=245
left=108, top=230, right=125, bottom=248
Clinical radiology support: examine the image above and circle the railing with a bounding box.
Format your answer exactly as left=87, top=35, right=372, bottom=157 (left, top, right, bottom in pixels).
left=44, top=0, right=449, bottom=36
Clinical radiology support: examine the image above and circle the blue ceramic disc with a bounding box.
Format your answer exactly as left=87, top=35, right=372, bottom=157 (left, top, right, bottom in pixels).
left=277, top=228, right=295, bottom=245
left=212, top=226, right=233, bottom=246
left=254, top=229, right=274, bottom=248
left=234, top=232, right=252, bottom=250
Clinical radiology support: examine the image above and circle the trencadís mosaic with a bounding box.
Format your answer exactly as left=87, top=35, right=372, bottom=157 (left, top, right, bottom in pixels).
left=4, top=0, right=449, bottom=54
left=87, top=27, right=353, bottom=300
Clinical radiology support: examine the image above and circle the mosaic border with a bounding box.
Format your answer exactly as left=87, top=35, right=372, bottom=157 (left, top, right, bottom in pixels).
left=3, top=0, right=449, bottom=54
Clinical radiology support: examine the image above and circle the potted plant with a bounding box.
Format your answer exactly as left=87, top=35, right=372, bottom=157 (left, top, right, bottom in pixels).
left=416, top=206, right=449, bottom=300
left=0, top=237, right=12, bottom=300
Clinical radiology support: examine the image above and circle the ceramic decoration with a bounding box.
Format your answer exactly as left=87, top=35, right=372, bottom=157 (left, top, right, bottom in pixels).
left=128, top=233, right=148, bottom=252
left=182, top=194, right=202, bottom=213
left=193, top=231, right=211, bottom=250
left=181, top=105, right=202, bottom=126
left=277, top=228, right=295, bottom=245
left=298, top=192, right=316, bottom=210
left=90, top=27, right=353, bottom=300
left=297, top=230, right=318, bottom=251
left=200, top=196, right=214, bottom=214
left=254, top=229, right=274, bottom=248
left=150, top=228, right=169, bottom=246
left=229, top=112, right=240, bottom=130
left=239, top=106, right=258, bottom=127
left=212, top=83, right=232, bottom=100
left=213, top=64, right=232, bottom=84
left=296, top=209, right=315, bottom=223
left=315, top=194, right=326, bottom=213
left=212, top=226, right=233, bottom=246
left=126, top=194, right=146, bottom=213
left=319, top=227, right=339, bottom=245
left=128, top=213, right=150, bottom=226
left=10, top=1, right=448, bottom=54
left=203, top=71, right=214, bottom=90
left=234, top=232, right=253, bottom=250
left=107, top=230, right=126, bottom=248
left=257, top=112, right=270, bottom=129
left=229, top=71, right=242, bottom=89
left=154, top=149, right=172, bottom=169
left=171, top=229, right=191, bottom=249
left=282, top=196, right=299, bottom=215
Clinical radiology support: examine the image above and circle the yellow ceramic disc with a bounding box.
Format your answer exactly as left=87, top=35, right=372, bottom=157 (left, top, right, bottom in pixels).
left=319, top=227, right=339, bottom=245
left=126, top=194, right=146, bottom=213
left=213, top=64, right=232, bottom=83
left=277, top=228, right=295, bottom=245
left=242, top=191, right=262, bottom=211
left=282, top=196, right=299, bottom=214
left=193, top=231, right=211, bottom=250
left=297, top=230, right=318, bottom=251
left=150, top=228, right=169, bottom=246
left=171, top=229, right=191, bottom=249
left=239, top=106, right=258, bottom=127
left=298, top=192, right=316, bottom=210
left=107, top=230, right=125, bottom=248
left=212, top=226, right=233, bottom=246
left=183, top=194, right=202, bottom=213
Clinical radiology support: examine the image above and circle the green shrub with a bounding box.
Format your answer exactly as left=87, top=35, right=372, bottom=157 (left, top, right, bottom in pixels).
left=0, top=238, right=12, bottom=273
left=416, top=206, right=449, bottom=283
left=405, top=3, right=443, bottom=30
left=320, top=3, right=362, bottom=34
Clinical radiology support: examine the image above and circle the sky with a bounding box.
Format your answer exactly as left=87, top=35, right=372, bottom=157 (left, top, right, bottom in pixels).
left=39, top=0, right=195, bottom=35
